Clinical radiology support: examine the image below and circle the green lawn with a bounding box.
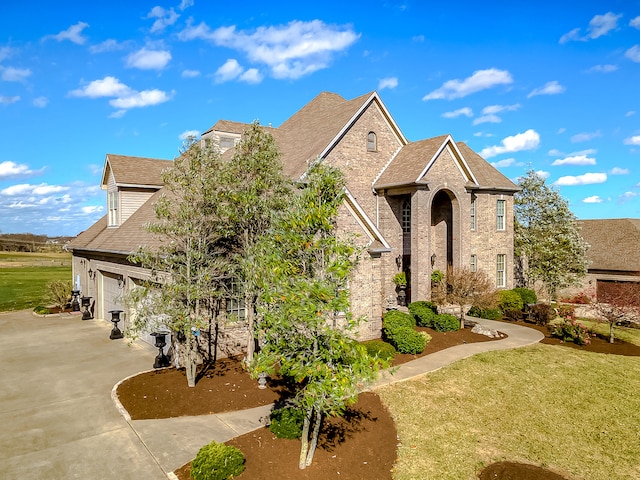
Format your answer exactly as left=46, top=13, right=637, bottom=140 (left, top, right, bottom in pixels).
left=378, top=344, right=640, bottom=480
left=0, top=252, right=72, bottom=312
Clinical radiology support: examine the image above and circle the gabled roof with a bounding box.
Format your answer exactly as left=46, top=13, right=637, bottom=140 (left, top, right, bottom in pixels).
left=101, top=154, right=172, bottom=189
left=373, top=135, right=519, bottom=192
left=578, top=218, right=640, bottom=273
left=68, top=190, right=165, bottom=254
left=276, top=91, right=408, bottom=179
left=202, top=119, right=248, bottom=136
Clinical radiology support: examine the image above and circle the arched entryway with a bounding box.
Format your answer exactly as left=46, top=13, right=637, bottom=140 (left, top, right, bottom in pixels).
left=431, top=190, right=457, bottom=271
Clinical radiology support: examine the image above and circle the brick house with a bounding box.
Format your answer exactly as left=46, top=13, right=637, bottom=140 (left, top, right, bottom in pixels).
left=68, top=91, right=518, bottom=347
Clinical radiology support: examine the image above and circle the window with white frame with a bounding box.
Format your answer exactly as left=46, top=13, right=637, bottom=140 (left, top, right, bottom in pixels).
left=496, top=199, right=505, bottom=231
left=496, top=254, right=506, bottom=287
left=367, top=132, right=377, bottom=152
left=108, top=191, right=118, bottom=226
left=402, top=199, right=411, bottom=233
left=470, top=195, right=477, bottom=230
left=226, top=280, right=246, bottom=321
left=470, top=254, right=477, bottom=272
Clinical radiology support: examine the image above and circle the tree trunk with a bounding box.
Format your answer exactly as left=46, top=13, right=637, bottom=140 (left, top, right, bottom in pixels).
left=245, top=291, right=255, bottom=363
left=185, top=334, right=198, bottom=388
left=610, top=322, right=615, bottom=344
left=305, top=409, right=323, bottom=467
left=298, top=408, right=313, bottom=469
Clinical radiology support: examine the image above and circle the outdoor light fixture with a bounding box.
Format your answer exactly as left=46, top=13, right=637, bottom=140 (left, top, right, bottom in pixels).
left=431, top=253, right=437, bottom=267
left=109, top=310, right=124, bottom=340
left=80, top=296, right=93, bottom=320
left=88, top=268, right=95, bottom=280
left=151, top=330, right=171, bottom=368
left=71, top=290, right=81, bottom=312
left=117, top=276, right=126, bottom=288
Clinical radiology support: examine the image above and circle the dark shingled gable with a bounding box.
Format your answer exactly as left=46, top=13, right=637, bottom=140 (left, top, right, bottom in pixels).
left=578, top=218, right=640, bottom=273
left=104, top=154, right=172, bottom=187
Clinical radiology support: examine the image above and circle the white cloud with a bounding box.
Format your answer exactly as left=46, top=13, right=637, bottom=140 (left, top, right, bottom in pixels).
left=44, top=21, right=89, bottom=45
left=0, top=46, right=12, bottom=62
left=480, top=129, right=540, bottom=159
left=536, top=170, right=550, bottom=179
left=179, top=19, right=360, bottom=80
left=423, top=68, right=513, bottom=101
left=239, top=68, right=263, bottom=84
left=618, top=191, right=638, bottom=203
left=625, top=45, right=640, bottom=63
left=588, top=64, right=618, bottom=73
left=33, top=96, right=48, bottom=108
left=571, top=130, right=601, bottom=143
left=215, top=58, right=243, bottom=83
left=181, top=69, right=201, bottom=78
left=552, top=154, right=596, bottom=166
left=624, top=135, right=640, bottom=145
left=146, top=6, right=179, bottom=33
left=0, top=161, right=43, bottom=180
left=0, top=66, right=32, bottom=82
left=109, top=89, right=173, bottom=109
left=482, top=104, right=520, bottom=115
left=442, top=107, right=473, bottom=119
left=631, top=16, right=640, bottom=29
left=81, top=205, right=104, bottom=214
left=179, top=0, right=194, bottom=10
left=0, top=95, right=20, bottom=105
left=582, top=196, right=603, bottom=203
left=554, top=172, right=607, bottom=186
left=1, top=183, right=70, bottom=196
left=559, top=12, right=621, bottom=43
left=89, top=39, right=126, bottom=54
left=626, top=111, right=636, bottom=117
left=179, top=130, right=200, bottom=140
left=528, top=80, right=565, bottom=98
left=378, top=77, right=398, bottom=90
left=490, top=158, right=517, bottom=168
left=473, top=114, right=501, bottom=125
left=610, top=167, right=629, bottom=175
left=69, top=76, right=172, bottom=113
left=126, top=48, right=172, bottom=70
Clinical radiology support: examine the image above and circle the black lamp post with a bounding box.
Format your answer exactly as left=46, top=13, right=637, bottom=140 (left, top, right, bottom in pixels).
left=71, top=290, right=81, bottom=312
left=109, top=310, right=124, bottom=340
left=151, top=330, right=171, bottom=368
left=81, top=296, right=93, bottom=320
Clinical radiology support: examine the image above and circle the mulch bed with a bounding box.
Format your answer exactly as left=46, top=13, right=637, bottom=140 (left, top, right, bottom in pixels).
left=115, top=321, right=639, bottom=479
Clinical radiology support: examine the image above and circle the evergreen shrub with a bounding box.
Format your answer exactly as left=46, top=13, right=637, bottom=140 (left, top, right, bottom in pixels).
left=498, top=289, right=524, bottom=313
left=389, top=326, right=426, bottom=354
left=431, top=313, right=460, bottom=332
left=190, top=441, right=245, bottom=480
left=363, top=339, right=397, bottom=362
left=408, top=301, right=438, bottom=327
left=528, top=303, right=555, bottom=325
left=269, top=406, right=304, bottom=439
left=513, top=287, right=537, bottom=306
left=383, top=309, right=416, bottom=335
left=468, top=306, right=502, bottom=320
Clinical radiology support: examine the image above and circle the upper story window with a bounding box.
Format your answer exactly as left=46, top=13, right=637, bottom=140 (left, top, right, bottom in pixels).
left=496, top=254, right=506, bottom=288
left=220, top=136, right=235, bottom=149
left=402, top=199, right=411, bottom=233
left=496, top=199, right=506, bottom=231
left=108, top=191, right=118, bottom=226
left=226, top=279, right=246, bottom=321
left=367, top=132, right=377, bottom=152
left=470, top=195, right=477, bottom=231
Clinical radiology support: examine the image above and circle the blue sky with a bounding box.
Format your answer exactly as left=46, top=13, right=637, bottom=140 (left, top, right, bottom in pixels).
left=1, top=0, right=639, bottom=236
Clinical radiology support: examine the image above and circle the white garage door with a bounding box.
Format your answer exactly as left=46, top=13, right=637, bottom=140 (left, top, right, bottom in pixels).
left=100, top=272, right=125, bottom=323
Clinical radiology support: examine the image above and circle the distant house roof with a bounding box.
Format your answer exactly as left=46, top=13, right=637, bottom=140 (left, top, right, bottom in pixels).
left=101, top=154, right=172, bottom=189
left=579, top=218, right=640, bottom=274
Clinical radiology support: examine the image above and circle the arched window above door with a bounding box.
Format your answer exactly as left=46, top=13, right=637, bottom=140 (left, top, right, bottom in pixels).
left=367, top=131, right=377, bottom=152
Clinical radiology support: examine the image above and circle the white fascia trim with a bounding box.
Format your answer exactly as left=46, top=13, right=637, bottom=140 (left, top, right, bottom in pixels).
left=414, top=135, right=479, bottom=185
left=344, top=188, right=391, bottom=249
left=372, top=145, right=403, bottom=191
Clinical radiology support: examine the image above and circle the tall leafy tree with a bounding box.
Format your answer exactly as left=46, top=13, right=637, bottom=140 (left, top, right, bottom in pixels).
left=514, top=170, right=589, bottom=300
left=250, top=164, right=386, bottom=469
left=219, top=122, right=291, bottom=363
left=127, top=139, right=232, bottom=387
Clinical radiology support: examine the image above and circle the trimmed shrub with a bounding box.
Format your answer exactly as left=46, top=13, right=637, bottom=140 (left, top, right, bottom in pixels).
left=389, top=326, right=426, bottom=354
left=468, top=306, right=502, bottom=320
left=498, top=289, right=524, bottom=313
left=408, top=301, right=438, bottom=327
left=190, top=441, right=245, bottom=480
left=551, top=319, right=592, bottom=346
left=513, top=287, right=537, bottom=306
left=431, top=313, right=460, bottom=332
left=419, top=331, right=432, bottom=346
left=504, top=309, right=524, bottom=322
left=363, top=339, right=396, bottom=362
left=269, top=406, right=304, bottom=439
left=528, top=303, right=555, bottom=325
left=383, top=309, right=416, bottom=335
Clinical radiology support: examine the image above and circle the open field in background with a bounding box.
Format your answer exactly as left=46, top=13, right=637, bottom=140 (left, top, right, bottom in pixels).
left=0, top=252, right=72, bottom=312
left=378, top=343, right=640, bottom=480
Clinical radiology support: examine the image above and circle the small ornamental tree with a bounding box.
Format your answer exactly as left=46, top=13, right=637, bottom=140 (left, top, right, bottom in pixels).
left=515, top=170, right=589, bottom=300
left=443, top=267, right=496, bottom=328
left=127, top=139, right=232, bottom=387
left=250, top=164, right=387, bottom=470
left=593, top=282, right=640, bottom=343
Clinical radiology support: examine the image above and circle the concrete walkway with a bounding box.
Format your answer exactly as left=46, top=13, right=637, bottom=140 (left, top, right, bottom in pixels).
left=0, top=310, right=543, bottom=479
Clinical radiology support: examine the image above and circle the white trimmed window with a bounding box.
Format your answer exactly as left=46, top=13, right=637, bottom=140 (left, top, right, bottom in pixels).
left=367, top=132, right=377, bottom=152
left=402, top=199, right=411, bottom=233
left=496, top=199, right=505, bottom=231
left=470, top=196, right=477, bottom=230
left=470, top=254, right=477, bottom=272
left=226, top=280, right=246, bottom=321
left=496, top=254, right=506, bottom=288
left=108, top=191, right=119, bottom=226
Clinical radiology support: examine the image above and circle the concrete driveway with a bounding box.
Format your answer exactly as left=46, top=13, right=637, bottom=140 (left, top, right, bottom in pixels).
left=0, top=309, right=165, bottom=480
